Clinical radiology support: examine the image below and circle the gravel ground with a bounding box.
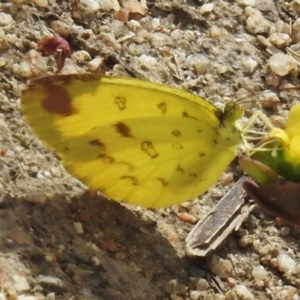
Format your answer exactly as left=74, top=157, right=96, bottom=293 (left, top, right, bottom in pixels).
left=1, top=0, right=300, bottom=299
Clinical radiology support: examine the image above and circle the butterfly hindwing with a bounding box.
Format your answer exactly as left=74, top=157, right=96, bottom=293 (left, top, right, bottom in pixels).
left=22, top=74, right=242, bottom=207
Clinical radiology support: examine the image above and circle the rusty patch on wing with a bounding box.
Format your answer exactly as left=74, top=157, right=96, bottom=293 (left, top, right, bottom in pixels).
left=114, top=122, right=132, bottom=137
left=39, top=77, right=76, bottom=116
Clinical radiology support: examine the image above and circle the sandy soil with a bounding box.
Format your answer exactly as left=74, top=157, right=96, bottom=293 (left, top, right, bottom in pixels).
left=1, top=0, right=300, bottom=299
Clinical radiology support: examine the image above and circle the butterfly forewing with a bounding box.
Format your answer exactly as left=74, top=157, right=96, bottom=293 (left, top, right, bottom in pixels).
left=21, top=74, right=242, bottom=208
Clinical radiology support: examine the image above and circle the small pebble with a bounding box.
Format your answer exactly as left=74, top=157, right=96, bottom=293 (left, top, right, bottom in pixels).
left=138, top=54, right=158, bottom=69
left=245, top=7, right=270, bottom=34
left=237, top=0, right=256, bottom=6
left=177, top=212, right=197, bottom=224
left=268, top=53, right=298, bottom=76
left=151, top=18, right=160, bottom=30
left=13, top=61, right=32, bottom=78
left=32, top=0, right=48, bottom=7
left=99, top=32, right=121, bottom=50
left=280, top=227, right=290, bottom=236
left=0, top=294, right=6, bottom=300
left=50, top=20, right=70, bottom=36
left=149, top=32, right=173, bottom=47
left=78, top=0, right=100, bottom=14
left=226, top=284, right=254, bottom=300
left=208, top=255, right=233, bottom=279
left=0, top=13, right=14, bottom=26
left=268, top=33, right=291, bottom=48
left=186, top=54, right=210, bottom=75
left=163, top=279, right=186, bottom=295
left=290, top=0, right=300, bottom=15
left=190, top=291, right=202, bottom=300
left=37, top=275, right=66, bottom=293
left=252, top=266, right=268, bottom=281
left=25, top=192, right=47, bottom=204
left=87, top=56, right=104, bottom=71
left=274, top=289, right=296, bottom=300
left=195, top=278, right=210, bottom=291
left=13, top=275, right=30, bottom=293
left=98, top=0, right=120, bottom=11
left=277, top=253, right=296, bottom=274
left=71, top=50, right=91, bottom=62
left=292, top=18, right=300, bottom=42
left=241, top=57, right=258, bottom=73
left=74, top=222, right=84, bottom=234
left=199, top=3, right=214, bottom=15
left=274, top=20, right=290, bottom=34
left=17, top=296, right=39, bottom=300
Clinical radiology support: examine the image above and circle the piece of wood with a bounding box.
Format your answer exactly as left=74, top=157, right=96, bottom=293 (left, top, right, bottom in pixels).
left=185, top=176, right=254, bottom=257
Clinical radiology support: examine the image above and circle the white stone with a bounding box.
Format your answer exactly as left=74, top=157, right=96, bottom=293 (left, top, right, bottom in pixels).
left=0, top=13, right=14, bottom=26
left=87, top=56, right=104, bottom=71
left=268, top=33, right=291, bottom=48
left=241, top=57, right=258, bottom=73
left=200, top=3, right=214, bottom=15
left=208, top=255, right=232, bottom=279
left=245, top=7, right=270, bottom=34
left=32, top=0, right=48, bottom=7
left=71, top=50, right=91, bottom=62
left=186, top=54, right=210, bottom=75
left=190, top=291, right=202, bottom=300
left=235, top=285, right=254, bottom=300
left=74, top=222, right=84, bottom=234
left=98, top=0, right=120, bottom=11
left=252, top=266, right=268, bottom=280
left=79, top=0, right=100, bottom=13
left=13, top=275, right=30, bottom=293
left=237, top=0, right=256, bottom=6
left=277, top=253, right=296, bottom=273
left=138, top=54, right=158, bottom=69
left=268, top=53, right=298, bottom=76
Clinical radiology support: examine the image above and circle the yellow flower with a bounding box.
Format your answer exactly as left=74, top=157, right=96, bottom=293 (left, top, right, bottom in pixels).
left=270, top=104, right=300, bottom=168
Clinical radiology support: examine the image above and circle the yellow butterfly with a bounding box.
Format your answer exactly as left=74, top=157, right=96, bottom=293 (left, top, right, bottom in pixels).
left=21, top=74, right=243, bottom=208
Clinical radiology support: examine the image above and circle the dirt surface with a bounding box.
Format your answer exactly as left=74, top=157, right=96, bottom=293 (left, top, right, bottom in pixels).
left=1, top=0, right=300, bottom=299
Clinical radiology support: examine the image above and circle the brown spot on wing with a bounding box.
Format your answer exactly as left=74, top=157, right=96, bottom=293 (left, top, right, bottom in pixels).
left=141, top=141, right=158, bottom=158
left=119, top=161, right=134, bottom=170
left=99, top=154, right=114, bottom=164
left=41, top=79, right=77, bottom=116
left=156, top=177, right=168, bottom=186
left=114, top=96, right=127, bottom=110
left=89, top=139, right=106, bottom=151
left=120, top=175, right=138, bottom=185
left=157, top=102, right=167, bottom=114
left=189, top=173, right=197, bottom=178
left=176, top=165, right=185, bottom=174
left=182, top=111, right=198, bottom=120
left=114, top=122, right=132, bottom=137
left=172, top=130, right=181, bottom=137
left=198, top=152, right=205, bottom=157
